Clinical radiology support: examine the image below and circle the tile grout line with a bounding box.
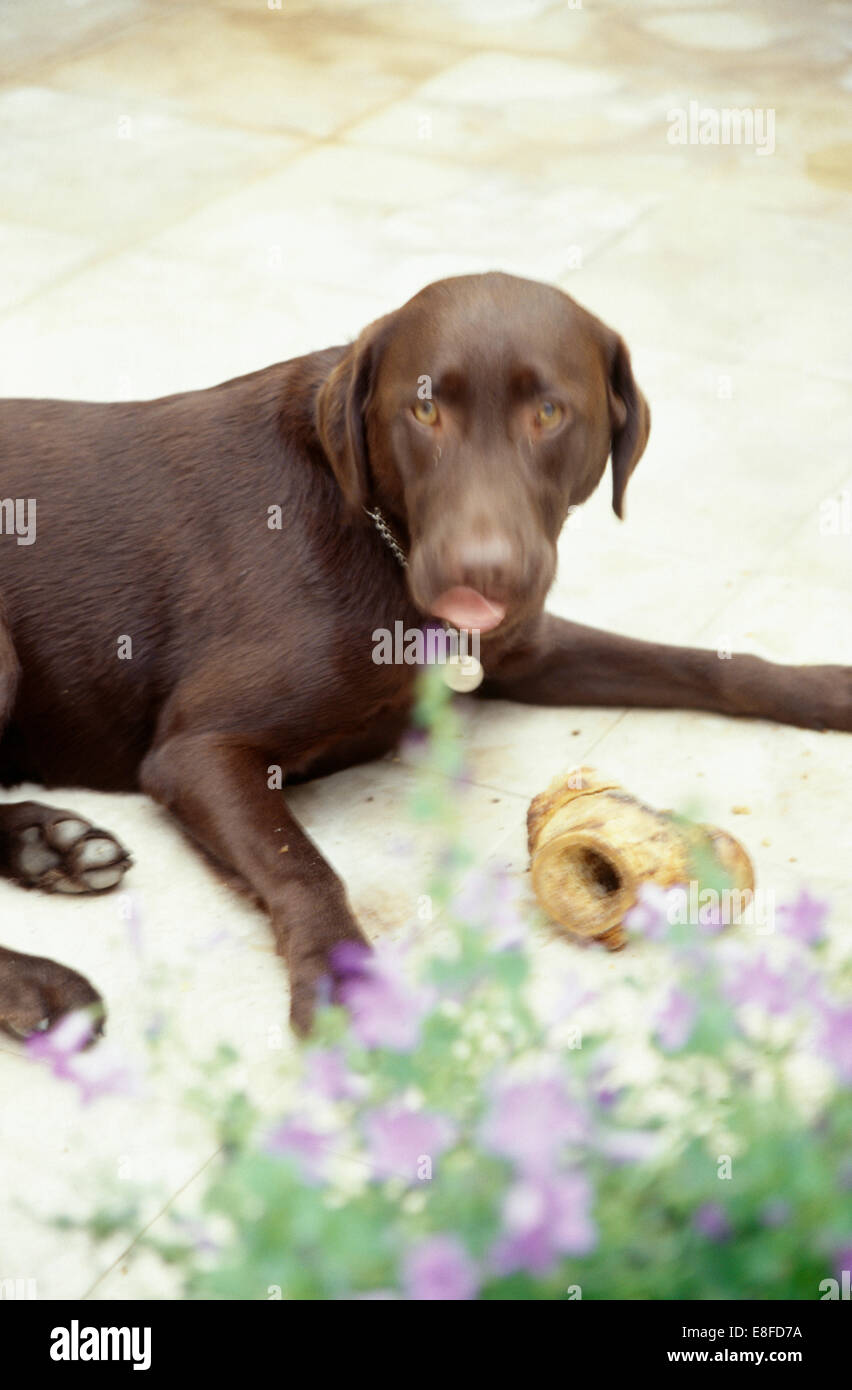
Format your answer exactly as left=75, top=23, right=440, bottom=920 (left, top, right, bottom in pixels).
left=0, top=58, right=482, bottom=326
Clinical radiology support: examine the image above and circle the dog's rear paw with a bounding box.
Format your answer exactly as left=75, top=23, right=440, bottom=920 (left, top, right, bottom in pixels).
left=0, top=946, right=104, bottom=1040
left=1, top=803, right=132, bottom=894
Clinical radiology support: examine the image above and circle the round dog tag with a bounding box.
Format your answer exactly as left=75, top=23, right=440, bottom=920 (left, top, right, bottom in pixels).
left=442, top=654, right=484, bottom=693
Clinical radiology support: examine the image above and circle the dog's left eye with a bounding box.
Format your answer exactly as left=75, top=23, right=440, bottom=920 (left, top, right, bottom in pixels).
left=413, top=399, right=439, bottom=426
left=535, top=401, right=563, bottom=430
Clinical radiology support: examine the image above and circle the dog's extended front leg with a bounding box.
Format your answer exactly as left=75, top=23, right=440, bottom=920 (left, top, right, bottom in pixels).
left=140, top=736, right=368, bottom=1033
left=482, top=613, right=852, bottom=732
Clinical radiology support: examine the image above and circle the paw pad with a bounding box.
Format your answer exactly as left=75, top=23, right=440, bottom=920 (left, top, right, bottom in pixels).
left=11, top=817, right=132, bottom=895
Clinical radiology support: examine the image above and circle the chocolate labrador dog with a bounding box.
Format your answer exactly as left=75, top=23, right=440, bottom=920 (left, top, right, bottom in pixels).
left=0, top=272, right=849, bottom=1039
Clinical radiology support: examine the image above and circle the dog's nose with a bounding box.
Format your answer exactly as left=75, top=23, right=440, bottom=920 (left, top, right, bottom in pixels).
left=428, top=533, right=515, bottom=632
left=453, top=533, right=516, bottom=594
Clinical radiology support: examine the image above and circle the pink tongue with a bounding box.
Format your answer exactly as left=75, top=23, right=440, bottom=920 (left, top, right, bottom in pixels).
left=430, top=586, right=506, bottom=632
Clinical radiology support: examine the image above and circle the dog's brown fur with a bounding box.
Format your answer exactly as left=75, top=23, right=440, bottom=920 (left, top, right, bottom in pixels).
left=1, top=272, right=849, bottom=1036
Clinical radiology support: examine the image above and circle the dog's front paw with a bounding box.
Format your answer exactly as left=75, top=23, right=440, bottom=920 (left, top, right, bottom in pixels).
left=0, top=802, right=132, bottom=894
left=285, top=918, right=371, bottom=1038
left=797, top=666, right=852, bottom=732
left=0, top=946, right=104, bottom=1040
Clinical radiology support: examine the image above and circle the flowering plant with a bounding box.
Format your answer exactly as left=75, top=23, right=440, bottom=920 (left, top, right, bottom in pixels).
left=39, top=670, right=852, bottom=1299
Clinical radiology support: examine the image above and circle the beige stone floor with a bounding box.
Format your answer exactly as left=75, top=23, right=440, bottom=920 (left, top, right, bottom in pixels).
left=0, top=0, right=850, bottom=1298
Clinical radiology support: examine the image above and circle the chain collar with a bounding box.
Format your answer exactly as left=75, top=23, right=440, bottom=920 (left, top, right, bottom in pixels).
left=364, top=506, right=408, bottom=568
left=362, top=507, right=485, bottom=691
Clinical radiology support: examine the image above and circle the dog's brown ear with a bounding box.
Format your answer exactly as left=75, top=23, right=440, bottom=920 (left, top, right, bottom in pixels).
left=606, top=333, right=650, bottom=520
left=315, top=316, right=388, bottom=513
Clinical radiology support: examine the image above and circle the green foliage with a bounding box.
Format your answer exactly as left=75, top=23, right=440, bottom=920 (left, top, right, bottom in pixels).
left=48, top=673, right=852, bottom=1300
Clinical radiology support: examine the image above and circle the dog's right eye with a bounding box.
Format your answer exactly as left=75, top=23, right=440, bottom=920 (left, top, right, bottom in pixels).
left=535, top=401, right=564, bottom=430
left=412, top=399, right=439, bottom=426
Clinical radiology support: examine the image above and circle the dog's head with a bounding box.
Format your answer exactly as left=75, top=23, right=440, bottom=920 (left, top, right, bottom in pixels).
left=316, top=272, right=649, bottom=634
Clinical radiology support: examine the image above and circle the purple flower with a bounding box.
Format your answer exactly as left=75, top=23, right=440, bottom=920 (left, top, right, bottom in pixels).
left=481, top=1076, right=587, bottom=1175
left=403, top=1235, right=478, bottom=1301
left=696, top=900, right=726, bottom=936
left=589, top=1050, right=622, bottom=1111
left=486, top=867, right=528, bottom=947
left=777, top=889, right=829, bottom=946
left=450, top=866, right=526, bottom=946
left=542, top=974, right=596, bottom=1028
left=623, top=882, right=677, bottom=940
left=817, top=1002, right=852, bottom=1085
left=304, top=1048, right=362, bottom=1102
left=654, top=987, right=697, bottom=1052
left=63, top=1047, right=142, bottom=1106
left=333, top=942, right=433, bottom=1052
left=492, top=1171, right=596, bottom=1275
left=399, top=725, right=428, bottom=756
left=760, top=1199, right=792, bottom=1229
left=364, top=1104, right=455, bottom=1182
left=118, top=893, right=143, bottom=956
left=264, top=1120, right=330, bottom=1183
left=722, top=952, right=802, bottom=1015
left=25, top=1010, right=95, bottom=1074
left=694, top=1202, right=731, bottom=1241
left=171, top=1213, right=220, bottom=1256
left=25, top=1010, right=138, bottom=1105
left=834, top=1245, right=852, bottom=1281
